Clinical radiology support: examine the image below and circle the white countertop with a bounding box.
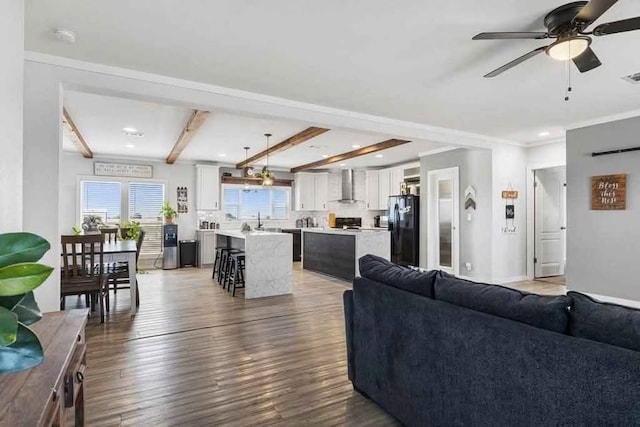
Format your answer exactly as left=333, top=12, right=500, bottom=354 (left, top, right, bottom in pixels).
left=215, top=229, right=287, bottom=239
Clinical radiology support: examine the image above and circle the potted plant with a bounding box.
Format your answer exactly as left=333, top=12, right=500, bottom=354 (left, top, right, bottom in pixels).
left=160, top=201, right=178, bottom=224
left=119, top=220, right=141, bottom=240
left=0, top=232, right=53, bottom=373
left=81, top=214, right=104, bottom=234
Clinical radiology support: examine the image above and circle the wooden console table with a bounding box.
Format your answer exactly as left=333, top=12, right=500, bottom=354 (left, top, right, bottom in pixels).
left=0, top=309, right=89, bottom=426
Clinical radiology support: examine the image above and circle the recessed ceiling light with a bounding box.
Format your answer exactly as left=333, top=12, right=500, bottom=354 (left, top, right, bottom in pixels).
left=219, top=154, right=227, bottom=157
left=322, top=154, right=329, bottom=158
left=125, top=144, right=135, bottom=149
left=375, top=154, right=384, bottom=158
left=123, top=127, right=144, bottom=137
left=123, top=127, right=138, bottom=133
left=340, top=163, right=346, bottom=167
left=352, top=144, right=361, bottom=149
left=538, top=131, right=550, bottom=137
left=53, top=28, right=77, bottom=44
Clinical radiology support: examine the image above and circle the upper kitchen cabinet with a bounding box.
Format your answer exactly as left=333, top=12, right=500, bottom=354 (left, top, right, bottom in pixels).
left=365, top=170, right=380, bottom=210
left=294, top=172, right=329, bottom=211
left=195, top=165, right=220, bottom=210
left=378, top=169, right=391, bottom=209
left=390, top=168, right=404, bottom=196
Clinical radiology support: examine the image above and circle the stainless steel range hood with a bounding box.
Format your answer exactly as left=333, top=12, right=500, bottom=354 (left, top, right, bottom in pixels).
left=336, top=169, right=361, bottom=204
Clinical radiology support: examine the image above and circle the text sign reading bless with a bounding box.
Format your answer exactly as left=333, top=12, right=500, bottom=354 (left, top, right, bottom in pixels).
left=591, top=174, right=626, bottom=210
left=94, top=162, right=153, bottom=178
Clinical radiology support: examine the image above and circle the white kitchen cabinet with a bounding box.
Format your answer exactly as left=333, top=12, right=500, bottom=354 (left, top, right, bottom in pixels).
left=378, top=169, right=391, bottom=210
left=365, top=170, right=380, bottom=210
left=195, top=165, right=220, bottom=210
left=294, top=172, right=329, bottom=211
left=390, top=167, right=404, bottom=196
left=314, top=173, right=329, bottom=211
left=196, top=230, right=217, bottom=266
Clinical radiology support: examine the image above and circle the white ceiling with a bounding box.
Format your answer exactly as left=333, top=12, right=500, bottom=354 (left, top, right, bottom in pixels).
left=28, top=0, right=640, bottom=144
left=62, top=90, right=444, bottom=169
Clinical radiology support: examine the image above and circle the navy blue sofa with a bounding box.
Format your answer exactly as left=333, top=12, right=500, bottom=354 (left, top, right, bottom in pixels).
left=344, top=255, right=640, bottom=426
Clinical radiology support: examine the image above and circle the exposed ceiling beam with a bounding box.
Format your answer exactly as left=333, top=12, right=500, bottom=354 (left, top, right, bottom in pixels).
left=290, top=138, right=411, bottom=173
left=235, top=126, right=330, bottom=169
left=62, top=107, right=93, bottom=158
left=166, top=110, right=210, bottom=164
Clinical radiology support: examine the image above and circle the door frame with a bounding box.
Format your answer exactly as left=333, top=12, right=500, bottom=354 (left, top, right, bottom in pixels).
left=526, top=161, right=565, bottom=280
left=427, top=167, right=459, bottom=275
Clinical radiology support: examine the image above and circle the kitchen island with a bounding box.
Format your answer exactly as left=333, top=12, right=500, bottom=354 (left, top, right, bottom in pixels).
left=216, top=230, right=293, bottom=298
left=301, top=228, right=390, bottom=281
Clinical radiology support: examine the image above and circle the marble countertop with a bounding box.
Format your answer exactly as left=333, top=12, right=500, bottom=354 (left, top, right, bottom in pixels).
left=215, top=229, right=287, bottom=239
left=301, top=228, right=390, bottom=236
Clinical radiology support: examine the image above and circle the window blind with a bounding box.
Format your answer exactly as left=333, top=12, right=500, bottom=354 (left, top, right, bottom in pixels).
left=129, top=182, right=165, bottom=255
left=80, top=181, right=122, bottom=224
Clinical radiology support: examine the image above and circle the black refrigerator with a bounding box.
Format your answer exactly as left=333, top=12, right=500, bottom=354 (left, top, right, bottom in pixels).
left=388, top=195, right=419, bottom=266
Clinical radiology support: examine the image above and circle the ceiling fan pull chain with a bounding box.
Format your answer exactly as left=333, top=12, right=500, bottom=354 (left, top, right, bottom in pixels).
left=564, top=54, right=572, bottom=102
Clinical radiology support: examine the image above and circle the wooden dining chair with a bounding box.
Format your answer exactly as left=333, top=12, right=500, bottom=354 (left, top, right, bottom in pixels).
left=60, top=234, right=108, bottom=323
left=105, top=230, right=145, bottom=310
left=100, top=227, right=119, bottom=243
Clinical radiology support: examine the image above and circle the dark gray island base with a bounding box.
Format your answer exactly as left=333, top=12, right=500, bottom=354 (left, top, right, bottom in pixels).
left=303, top=231, right=356, bottom=280
left=302, top=229, right=391, bottom=281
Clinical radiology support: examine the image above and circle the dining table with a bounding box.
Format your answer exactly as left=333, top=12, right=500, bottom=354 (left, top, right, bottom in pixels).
left=103, top=240, right=138, bottom=316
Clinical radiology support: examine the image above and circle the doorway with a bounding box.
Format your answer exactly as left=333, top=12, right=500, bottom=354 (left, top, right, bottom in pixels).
left=533, top=166, right=566, bottom=278
left=427, top=167, right=459, bottom=275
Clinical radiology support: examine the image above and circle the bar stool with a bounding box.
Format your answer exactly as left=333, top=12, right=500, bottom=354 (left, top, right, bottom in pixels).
left=220, top=248, right=242, bottom=288
left=212, top=247, right=225, bottom=280
left=228, top=252, right=246, bottom=297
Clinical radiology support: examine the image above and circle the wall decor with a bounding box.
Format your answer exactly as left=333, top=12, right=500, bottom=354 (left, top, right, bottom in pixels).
left=177, top=186, right=189, bottom=213
left=94, top=162, right=153, bottom=178
left=591, top=174, right=626, bottom=210
left=501, top=190, right=518, bottom=199
left=502, top=184, right=517, bottom=234
left=464, top=185, right=476, bottom=222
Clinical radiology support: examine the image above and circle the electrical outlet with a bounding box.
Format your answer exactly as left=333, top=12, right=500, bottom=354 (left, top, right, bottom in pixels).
left=465, top=262, right=472, bottom=271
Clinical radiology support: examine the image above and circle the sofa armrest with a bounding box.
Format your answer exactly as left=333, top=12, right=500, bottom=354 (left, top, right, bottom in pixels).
left=343, top=290, right=355, bottom=382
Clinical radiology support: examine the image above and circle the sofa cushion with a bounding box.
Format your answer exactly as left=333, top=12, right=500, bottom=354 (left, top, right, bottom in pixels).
left=434, top=274, right=571, bottom=334
left=568, top=291, right=640, bottom=352
left=358, top=254, right=437, bottom=298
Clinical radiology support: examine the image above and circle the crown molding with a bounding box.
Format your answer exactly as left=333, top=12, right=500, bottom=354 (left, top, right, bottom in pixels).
left=566, top=108, right=640, bottom=131
left=522, top=137, right=566, bottom=148
left=418, top=146, right=459, bottom=157
left=25, top=51, right=524, bottom=150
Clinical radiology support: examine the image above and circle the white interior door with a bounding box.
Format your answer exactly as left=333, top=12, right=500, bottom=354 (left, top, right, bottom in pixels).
left=427, top=167, right=459, bottom=275
left=534, top=167, right=566, bottom=278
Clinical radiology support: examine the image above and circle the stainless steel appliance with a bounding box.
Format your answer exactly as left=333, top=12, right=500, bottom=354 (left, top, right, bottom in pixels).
left=388, top=195, right=419, bottom=266
left=334, top=217, right=362, bottom=229
left=162, top=224, right=178, bottom=270
left=379, top=215, right=389, bottom=228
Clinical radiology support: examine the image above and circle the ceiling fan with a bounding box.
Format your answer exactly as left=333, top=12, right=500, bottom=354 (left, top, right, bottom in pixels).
left=473, top=0, right=640, bottom=77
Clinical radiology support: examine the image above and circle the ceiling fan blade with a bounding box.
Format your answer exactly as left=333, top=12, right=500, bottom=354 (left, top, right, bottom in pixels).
left=593, top=17, right=640, bottom=36
left=484, top=46, right=546, bottom=78
left=573, top=0, right=618, bottom=26
left=573, top=47, right=602, bottom=73
left=473, top=32, right=548, bottom=40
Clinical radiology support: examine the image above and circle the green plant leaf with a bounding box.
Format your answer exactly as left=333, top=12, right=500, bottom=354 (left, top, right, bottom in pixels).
left=0, top=306, right=18, bottom=347
left=0, top=292, right=42, bottom=326
left=0, top=233, right=50, bottom=269
left=0, top=263, right=54, bottom=297
left=0, top=322, right=44, bottom=373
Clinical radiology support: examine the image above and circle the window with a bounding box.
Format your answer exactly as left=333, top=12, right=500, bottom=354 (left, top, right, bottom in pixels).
left=80, top=181, right=122, bottom=224
left=128, top=182, right=165, bottom=255
left=223, top=186, right=290, bottom=220
left=79, top=179, right=165, bottom=256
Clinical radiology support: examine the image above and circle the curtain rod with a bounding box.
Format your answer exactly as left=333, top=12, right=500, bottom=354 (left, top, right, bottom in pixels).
left=591, top=146, right=640, bottom=157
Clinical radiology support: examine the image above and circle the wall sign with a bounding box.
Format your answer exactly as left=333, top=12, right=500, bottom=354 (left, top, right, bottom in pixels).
left=501, top=190, right=518, bottom=199
left=177, top=187, right=188, bottom=213
left=591, top=174, right=626, bottom=210
left=94, top=162, right=153, bottom=178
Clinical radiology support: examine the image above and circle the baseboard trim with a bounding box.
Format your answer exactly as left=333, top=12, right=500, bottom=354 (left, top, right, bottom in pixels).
left=580, top=292, right=640, bottom=309
left=492, top=275, right=527, bottom=285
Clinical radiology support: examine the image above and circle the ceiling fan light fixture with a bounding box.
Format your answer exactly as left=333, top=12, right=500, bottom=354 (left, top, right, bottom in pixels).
left=546, top=37, right=591, bottom=61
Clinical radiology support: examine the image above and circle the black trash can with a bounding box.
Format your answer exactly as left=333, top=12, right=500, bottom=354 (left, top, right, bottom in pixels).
left=179, top=240, right=199, bottom=268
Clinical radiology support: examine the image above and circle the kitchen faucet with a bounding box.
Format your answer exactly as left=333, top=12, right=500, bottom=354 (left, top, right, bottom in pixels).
left=257, top=211, right=263, bottom=230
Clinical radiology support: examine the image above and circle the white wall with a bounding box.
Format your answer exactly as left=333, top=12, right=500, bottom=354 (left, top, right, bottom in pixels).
left=23, top=60, right=62, bottom=312
left=526, top=141, right=566, bottom=168
left=491, top=145, right=528, bottom=283
left=420, top=149, right=493, bottom=281
left=566, top=116, right=640, bottom=301
left=59, top=152, right=198, bottom=240
left=0, top=1, right=24, bottom=232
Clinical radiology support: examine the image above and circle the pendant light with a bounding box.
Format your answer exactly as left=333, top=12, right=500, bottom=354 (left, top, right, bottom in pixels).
left=242, top=147, right=251, bottom=190
left=260, top=133, right=274, bottom=186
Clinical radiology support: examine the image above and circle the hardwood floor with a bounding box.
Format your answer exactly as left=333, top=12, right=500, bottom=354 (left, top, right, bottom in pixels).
left=75, top=264, right=397, bottom=426
left=72, top=266, right=566, bottom=426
